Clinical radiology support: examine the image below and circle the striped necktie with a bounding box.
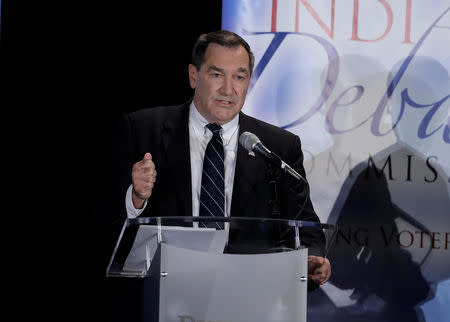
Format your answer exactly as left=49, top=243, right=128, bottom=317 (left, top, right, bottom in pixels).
left=199, top=123, right=225, bottom=229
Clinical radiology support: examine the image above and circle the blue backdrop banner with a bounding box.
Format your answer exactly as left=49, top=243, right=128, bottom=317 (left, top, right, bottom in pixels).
left=223, top=1, right=450, bottom=321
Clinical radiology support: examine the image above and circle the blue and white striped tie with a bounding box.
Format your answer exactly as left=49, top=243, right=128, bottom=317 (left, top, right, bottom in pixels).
left=199, top=123, right=225, bottom=229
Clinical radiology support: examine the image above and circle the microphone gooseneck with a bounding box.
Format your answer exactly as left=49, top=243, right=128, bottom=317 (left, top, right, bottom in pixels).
left=239, top=132, right=305, bottom=182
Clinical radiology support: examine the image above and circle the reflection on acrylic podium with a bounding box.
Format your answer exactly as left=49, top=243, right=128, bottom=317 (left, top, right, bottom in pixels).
left=107, top=216, right=336, bottom=322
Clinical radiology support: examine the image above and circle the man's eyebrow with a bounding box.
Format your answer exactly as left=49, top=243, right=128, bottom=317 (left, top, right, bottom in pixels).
left=207, top=65, right=225, bottom=73
left=207, top=65, right=249, bottom=75
left=236, top=67, right=249, bottom=75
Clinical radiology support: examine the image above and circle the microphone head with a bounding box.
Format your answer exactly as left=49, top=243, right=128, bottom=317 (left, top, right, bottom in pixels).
left=239, top=131, right=260, bottom=151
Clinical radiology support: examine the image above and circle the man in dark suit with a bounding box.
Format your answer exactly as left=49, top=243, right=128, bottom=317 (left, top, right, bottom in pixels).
left=117, top=30, right=331, bottom=286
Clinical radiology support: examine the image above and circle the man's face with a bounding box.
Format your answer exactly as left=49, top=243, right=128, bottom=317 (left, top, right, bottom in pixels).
left=189, top=43, right=251, bottom=125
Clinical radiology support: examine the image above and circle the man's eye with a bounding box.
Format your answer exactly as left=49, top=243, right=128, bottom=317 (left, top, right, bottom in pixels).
left=212, top=73, right=222, bottom=78
left=236, top=75, right=246, bottom=81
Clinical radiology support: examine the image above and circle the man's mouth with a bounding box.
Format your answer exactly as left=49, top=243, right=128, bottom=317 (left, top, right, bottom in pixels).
left=217, top=99, right=233, bottom=105
left=215, top=96, right=237, bottom=106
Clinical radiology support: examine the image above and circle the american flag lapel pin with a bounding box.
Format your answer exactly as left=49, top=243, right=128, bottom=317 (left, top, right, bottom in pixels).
left=248, top=151, right=255, bottom=158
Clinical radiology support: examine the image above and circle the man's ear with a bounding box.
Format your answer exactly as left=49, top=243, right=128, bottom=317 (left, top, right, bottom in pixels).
left=188, top=64, right=198, bottom=89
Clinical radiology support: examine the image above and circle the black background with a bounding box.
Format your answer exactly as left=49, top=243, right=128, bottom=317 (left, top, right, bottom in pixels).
left=2, top=0, right=222, bottom=320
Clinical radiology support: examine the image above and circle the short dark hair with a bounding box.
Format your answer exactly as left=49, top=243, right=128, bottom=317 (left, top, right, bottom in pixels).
left=191, top=30, right=254, bottom=75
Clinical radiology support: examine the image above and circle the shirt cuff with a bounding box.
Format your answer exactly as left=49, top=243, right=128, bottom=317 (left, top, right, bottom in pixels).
left=125, top=184, right=148, bottom=218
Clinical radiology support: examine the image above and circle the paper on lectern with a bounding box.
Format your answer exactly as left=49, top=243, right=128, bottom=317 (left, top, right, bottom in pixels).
left=123, top=225, right=229, bottom=274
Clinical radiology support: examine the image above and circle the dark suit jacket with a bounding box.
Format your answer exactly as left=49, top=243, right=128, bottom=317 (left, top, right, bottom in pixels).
left=116, top=100, right=326, bottom=256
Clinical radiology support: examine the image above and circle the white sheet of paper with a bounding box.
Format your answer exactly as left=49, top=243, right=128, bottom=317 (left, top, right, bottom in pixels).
left=123, top=225, right=229, bottom=274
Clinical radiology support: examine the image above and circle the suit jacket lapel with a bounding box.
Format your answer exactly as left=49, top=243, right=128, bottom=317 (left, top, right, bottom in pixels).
left=230, top=112, right=263, bottom=217
left=161, top=102, right=192, bottom=217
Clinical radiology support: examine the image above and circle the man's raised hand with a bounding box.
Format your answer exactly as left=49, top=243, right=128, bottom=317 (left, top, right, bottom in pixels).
left=131, top=152, right=157, bottom=209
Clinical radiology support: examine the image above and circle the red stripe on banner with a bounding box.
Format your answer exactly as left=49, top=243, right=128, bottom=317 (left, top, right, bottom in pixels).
left=403, top=0, right=413, bottom=43
left=351, top=0, right=359, bottom=40
left=271, top=0, right=277, bottom=32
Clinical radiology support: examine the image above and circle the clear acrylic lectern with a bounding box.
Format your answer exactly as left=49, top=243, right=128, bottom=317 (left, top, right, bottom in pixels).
left=107, top=216, right=336, bottom=322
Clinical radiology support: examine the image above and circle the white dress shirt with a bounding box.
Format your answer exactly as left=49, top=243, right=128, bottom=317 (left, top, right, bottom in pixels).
left=126, top=102, right=239, bottom=222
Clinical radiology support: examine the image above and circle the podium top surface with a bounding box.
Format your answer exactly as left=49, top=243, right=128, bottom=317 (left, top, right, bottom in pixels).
left=107, top=216, right=337, bottom=277
left=127, top=216, right=336, bottom=230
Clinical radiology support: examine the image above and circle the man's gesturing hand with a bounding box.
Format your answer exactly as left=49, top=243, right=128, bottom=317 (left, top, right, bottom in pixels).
left=131, top=152, right=157, bottom=209
left=308, top=255, right=331, bottom=285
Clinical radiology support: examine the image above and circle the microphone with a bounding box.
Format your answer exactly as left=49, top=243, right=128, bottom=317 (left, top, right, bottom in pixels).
left=239, top=131, right=306, bottom=182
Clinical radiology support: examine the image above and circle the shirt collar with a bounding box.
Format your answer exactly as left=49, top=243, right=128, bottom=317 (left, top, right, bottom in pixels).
left=189, top=101, right=239, bottom=145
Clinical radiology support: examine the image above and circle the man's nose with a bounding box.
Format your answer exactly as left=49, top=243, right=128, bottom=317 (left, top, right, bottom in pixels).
left=220, top=76, right=234, bottom=96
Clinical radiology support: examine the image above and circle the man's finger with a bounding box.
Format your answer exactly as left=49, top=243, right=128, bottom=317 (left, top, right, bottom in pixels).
left=309, top=272, right=326, bottom=280
left=308, top=255, right=324, bottom=263
left=142, top=152, right=153, bottom=164
left=307, top=256, right=331, bottom=285
left=139, top=153, right=155, bottom=169
left=142, top=166, right=156, bottom=174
